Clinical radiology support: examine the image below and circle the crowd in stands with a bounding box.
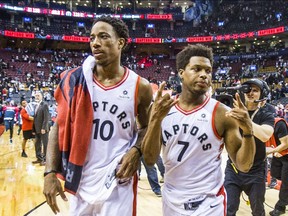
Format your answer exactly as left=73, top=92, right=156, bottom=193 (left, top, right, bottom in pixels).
left=0, top=0, right=287, bottom=39
left=0, top=44, right=287, bottom=104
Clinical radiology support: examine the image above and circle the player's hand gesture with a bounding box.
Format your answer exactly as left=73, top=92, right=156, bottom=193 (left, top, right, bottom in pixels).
left=151, top=82, right=179, bottom=121
left=43, top=174, right=67, bottom=214
left=226, top=93, right=253, bottom=134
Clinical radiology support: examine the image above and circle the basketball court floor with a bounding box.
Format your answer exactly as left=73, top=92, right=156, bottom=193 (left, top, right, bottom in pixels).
left=0, top=129, right=287, bottom=216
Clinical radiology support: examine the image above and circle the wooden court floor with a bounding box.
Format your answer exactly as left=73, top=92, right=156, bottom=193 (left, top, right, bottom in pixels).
left=0, top=128, right=287, bottom=216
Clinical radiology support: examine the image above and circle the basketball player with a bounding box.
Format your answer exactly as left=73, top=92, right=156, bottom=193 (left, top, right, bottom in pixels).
left=142, top=44, right=256, bottom=216
left=43, top=16, right=152, bottom=216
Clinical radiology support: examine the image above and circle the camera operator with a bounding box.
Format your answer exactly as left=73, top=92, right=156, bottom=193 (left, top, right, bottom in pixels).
left=224, top=78, right=275, bottom=216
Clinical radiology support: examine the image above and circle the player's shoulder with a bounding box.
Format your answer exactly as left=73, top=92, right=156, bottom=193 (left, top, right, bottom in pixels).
left=213, top=98, right=231, bottom=112
left=212, top=99, right=232, bottom=126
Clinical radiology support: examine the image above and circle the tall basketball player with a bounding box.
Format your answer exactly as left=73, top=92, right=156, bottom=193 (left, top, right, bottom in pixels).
left=142, top=44, right=256, bottom=216
left=43, top=16, right=152, bottom=216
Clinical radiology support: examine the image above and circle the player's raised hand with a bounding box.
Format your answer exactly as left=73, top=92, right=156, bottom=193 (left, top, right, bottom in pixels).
left=151, top=82, right=178, bottom=120
left=226, top=93, right=253, bottom=132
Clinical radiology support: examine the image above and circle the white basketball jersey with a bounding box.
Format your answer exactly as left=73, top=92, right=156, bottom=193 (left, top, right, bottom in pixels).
left=161, top=96, right=224, bottom=212
left=78, top=68, right=139, bottom=204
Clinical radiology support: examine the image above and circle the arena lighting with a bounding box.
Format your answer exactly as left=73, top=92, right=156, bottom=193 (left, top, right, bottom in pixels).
left=134, top=38, right=162, bottom=43
left=146, top=14, right=173, bottom=20
left=4, top=31, right=34, bottom=39
left=2, top=26, right=286, bottom=44
left=2, top=4, right=24, bottom=11
left=186, top=36, right=213, bottom=43
left=0, top=3, right=172, bottom=20
left=62, top=35, right=90, bottom=42
left=215, top=32, right=255, bottom=41
left=257, top=26, right=285, bottom=36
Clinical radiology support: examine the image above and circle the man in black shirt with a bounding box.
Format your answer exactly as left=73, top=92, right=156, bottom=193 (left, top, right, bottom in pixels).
left=266, top=117, right=288, bottom=216
left=225, top=79, right=274, bottom=216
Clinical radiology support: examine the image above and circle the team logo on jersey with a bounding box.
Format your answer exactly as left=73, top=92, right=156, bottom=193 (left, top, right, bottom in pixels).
left=197, top=113, right=208, bottom=122
left=119, top=90, right=130, bottom=99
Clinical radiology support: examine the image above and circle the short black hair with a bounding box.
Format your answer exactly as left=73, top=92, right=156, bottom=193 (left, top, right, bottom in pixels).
left=176, top=44, right=213, bottom=72
left=92, top=15, right=129, bottom=50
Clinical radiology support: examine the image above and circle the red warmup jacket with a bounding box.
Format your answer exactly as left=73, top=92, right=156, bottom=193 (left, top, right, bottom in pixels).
left=54, top=66, right=93, bottom=194
left=20, top=108, right=33, bottom=131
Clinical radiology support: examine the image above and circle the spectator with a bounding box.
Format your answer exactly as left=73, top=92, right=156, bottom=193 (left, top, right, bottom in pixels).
left=266, top=118, right=288, bottom=216
left=3, top=100, right=19, bottom=143
left=20, top=100, right=34, bottom=157
left=32, top=92, right=50, bottom=166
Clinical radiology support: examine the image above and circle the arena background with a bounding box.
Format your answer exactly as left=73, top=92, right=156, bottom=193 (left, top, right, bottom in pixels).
left=0, top=0, right=288, bottom=215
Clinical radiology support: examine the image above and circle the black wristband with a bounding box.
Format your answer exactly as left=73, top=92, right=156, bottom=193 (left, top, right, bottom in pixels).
left=44, top=170, right=58, bottom=177
left=243, top=133, right=253, bottom=138
left=132, top=146, right=142, bottom=157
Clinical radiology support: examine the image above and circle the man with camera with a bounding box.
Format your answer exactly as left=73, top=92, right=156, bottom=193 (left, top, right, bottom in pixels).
left=224, top=78, right=275, bottom=216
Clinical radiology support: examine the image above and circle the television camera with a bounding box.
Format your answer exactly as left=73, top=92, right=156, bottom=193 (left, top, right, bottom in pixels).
left=214, top=84, right=251, bottom=108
